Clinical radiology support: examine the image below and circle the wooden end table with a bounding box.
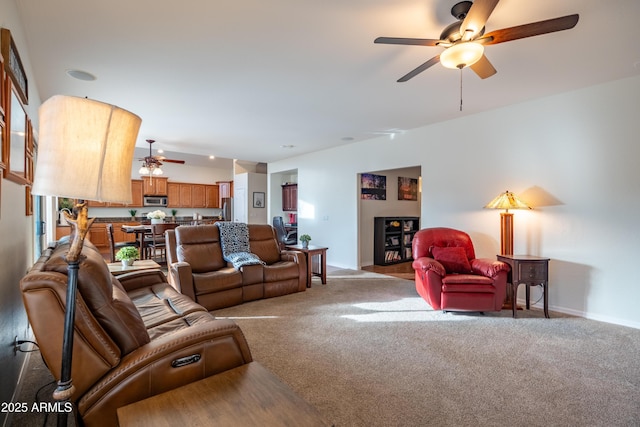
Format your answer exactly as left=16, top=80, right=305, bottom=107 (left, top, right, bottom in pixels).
left=497, top=255, right=550, bottom=318
left=285, top=244, right=328, bottom=287
left=117, top=362, right=329, bottom=426
left=107, top=259, right=161, bottom=276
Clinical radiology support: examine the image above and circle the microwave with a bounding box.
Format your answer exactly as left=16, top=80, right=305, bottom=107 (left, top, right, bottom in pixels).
left=143, top=196, right=168, bottom=207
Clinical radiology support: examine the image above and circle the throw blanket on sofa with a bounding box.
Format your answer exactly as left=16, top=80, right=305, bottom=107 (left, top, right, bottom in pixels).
left=215, top=222, right=265, bottom=269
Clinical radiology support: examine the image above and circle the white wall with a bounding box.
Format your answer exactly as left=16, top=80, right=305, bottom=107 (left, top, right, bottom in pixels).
left=0, top=0, right=43, bottom=413
left=269, top=75, right=640, bottom=329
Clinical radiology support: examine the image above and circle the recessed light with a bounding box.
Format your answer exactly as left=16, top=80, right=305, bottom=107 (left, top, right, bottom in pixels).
left=157, top=149, right=164, bottom=153
left=209, top=155, right=215, bottom=159
left=280, top=144, right=295, bottom=149
left=66, top=69, right=97, bottom=81
left=341, top=136, right=354, bottom=141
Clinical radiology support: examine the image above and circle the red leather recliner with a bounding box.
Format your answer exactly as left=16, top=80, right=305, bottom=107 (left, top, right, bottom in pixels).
left=412, top=227, right=509, bottom=312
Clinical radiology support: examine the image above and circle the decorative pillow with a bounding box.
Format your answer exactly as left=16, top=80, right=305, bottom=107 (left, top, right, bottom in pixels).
left=431, top=246, right=472, bottom=274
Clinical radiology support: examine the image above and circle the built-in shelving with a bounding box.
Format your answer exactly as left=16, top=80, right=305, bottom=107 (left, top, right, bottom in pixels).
left=374, top=216, right=420, bottom=265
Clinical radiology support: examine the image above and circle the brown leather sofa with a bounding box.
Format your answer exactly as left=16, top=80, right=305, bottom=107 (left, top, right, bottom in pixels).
left=20, top=238, right=253, bottom=427
left=166, top=224, right=307, bottom=311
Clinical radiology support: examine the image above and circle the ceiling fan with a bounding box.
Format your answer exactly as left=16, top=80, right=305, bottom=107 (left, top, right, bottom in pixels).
left=374, top=0, right=579, bottom=82
left=138, top=139, right=185, bottom=176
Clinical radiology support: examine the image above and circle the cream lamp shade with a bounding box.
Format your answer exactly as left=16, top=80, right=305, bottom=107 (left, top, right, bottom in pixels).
left=32, top=95, right=142, bottom=203
left=440, top=42, right=484, bottom=69
left=484, top=190, right=532, bottom=212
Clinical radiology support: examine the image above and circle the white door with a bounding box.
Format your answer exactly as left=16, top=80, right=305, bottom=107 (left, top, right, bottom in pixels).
left=234, top=188, right=247, bottom=223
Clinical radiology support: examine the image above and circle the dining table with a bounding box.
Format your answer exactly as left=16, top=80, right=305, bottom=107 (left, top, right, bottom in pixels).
left=121, top=225, right=152, bottom=259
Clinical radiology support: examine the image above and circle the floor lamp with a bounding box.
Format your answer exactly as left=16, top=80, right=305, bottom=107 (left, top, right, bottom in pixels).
left=31, top=95, right=141, bottom=426
left=484, top=190, right=531, bottom=255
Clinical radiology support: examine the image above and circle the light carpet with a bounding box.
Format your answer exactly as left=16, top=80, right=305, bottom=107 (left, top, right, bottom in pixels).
left=213, top=271, right=640, bottom=427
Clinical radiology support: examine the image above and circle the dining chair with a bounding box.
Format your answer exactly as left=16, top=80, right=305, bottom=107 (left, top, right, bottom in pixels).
left=145, top=223, right=179, bottom=264
left=106, top=223, right=139, bottom=263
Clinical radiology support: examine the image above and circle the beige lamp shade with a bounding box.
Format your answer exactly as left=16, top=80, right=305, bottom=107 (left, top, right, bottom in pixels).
left=32, top=95, right=141, bottom=203
left=484, top=190, right=531, bottom=212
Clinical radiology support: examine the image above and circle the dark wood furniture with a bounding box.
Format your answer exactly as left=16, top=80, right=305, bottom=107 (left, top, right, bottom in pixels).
left=282, top=183, right=298, bottom=211
left=107, top=259, right=161, bottom=276
left=286, top=244, right=328, bottom=286
left=374, top=217, right=419, bottom=265
left=117, top=362, right=329, bottom=427
left=496, top=254, right=550, bottom=318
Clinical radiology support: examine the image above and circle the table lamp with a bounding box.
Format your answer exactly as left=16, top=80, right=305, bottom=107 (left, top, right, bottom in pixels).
left=31, top=95, right=141, bottom=425
left=484, top=190, right=531, bottom=255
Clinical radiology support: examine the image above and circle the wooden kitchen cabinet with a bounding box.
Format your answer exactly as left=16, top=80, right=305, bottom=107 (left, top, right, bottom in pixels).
left=191, top=184, right=206, bottom=208
left=142, top=176, right=168, bottom=196
left=179, top=184, right=193, bottom=207
left=205, top=185, right=220, bottom=208
left=130, top=180, right=143, bottom=206
left=282, top=183, right=297, bottom=212
left=102, top=179, right=144, bottom=207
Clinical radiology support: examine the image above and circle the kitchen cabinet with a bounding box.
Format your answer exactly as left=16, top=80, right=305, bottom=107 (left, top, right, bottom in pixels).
left=143, top=176, right=168, bottom=196
left=167, top=183, right=180, bottom=208
left=130, top=180, right=143, bottom=206
left=282, top=184, right=297, bottom=211
left=56, top=221, right=139, bottom=251
left=205, top=185, right=220, bottom=208
left=191, top=184, right=206, bottom=208
left=179, top=184, right=193, bottom=207
left=168, top=182, right=219, bottom=208
left=95, top=179, right=144, bottom=207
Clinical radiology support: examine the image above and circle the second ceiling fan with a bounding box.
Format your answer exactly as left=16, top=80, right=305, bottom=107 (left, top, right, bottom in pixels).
left=138, top=139, right=185, bottom=176
left=375, top=0, right=579, bottom=82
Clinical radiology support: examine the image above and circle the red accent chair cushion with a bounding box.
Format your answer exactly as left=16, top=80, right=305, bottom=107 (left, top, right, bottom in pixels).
left=431, top=246, right=472, bottom=274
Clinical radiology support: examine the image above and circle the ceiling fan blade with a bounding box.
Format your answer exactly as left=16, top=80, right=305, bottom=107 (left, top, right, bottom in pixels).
left=460, top=0, right=500, bottom=39
left=470, top=54, right=497, bottom=79
left=482, top=14, right=579, bottom=45
left=161, top=159, right=186, bottom=164
left=397, top=55, right=441, bottom=82
left=375, top=37, right=441, bottom=47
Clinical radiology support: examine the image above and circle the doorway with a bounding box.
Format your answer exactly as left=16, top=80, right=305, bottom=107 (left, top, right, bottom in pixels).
left=357, top=166, right=421, bottom=269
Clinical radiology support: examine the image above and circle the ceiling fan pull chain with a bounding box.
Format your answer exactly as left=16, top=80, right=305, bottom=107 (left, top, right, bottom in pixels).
left=459, top=67, right=463, bottom=111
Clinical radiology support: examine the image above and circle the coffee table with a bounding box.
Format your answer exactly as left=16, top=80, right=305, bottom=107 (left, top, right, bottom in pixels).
left=117, top=362, right=329, bottom=426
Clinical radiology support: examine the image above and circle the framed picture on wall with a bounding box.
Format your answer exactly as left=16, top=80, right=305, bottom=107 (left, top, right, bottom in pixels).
left=398, top=177, right=418, bottom=201
left=253, top=191, right=265, bottom=208
left=361, top=173, right=386, bottom=200
left=4, top=88, right=28, bottom=184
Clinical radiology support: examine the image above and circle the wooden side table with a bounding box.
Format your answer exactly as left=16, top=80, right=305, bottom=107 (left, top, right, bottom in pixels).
left=285, top=244, right=328, bottom=287
left=496, top=255, right=550, bottom=318
left=107, top=259, right=162, bottom=276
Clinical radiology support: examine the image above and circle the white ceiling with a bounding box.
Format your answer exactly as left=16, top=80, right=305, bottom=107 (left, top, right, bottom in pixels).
left=15, top=0, right=640, bottom=165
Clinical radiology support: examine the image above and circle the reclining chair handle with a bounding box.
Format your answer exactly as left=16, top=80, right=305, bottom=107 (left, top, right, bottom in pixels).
left=171, top=354, right=201, bottom=368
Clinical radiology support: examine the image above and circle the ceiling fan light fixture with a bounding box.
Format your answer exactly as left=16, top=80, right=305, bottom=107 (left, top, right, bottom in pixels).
left=152, top=167, right=164, bottom=175
left=440, top=42, right=484, bottom=69
left=138, top=165, right=149, bottom=175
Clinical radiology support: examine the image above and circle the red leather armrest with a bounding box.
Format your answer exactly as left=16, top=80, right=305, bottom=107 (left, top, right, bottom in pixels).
left=412, top=257, right=446, bottom=277
left=470, top=258, right=510, bottom=278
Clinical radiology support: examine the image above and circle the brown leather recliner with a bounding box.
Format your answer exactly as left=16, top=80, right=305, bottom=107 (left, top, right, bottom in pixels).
left=20, top=239, right=253, bottom=427
left=412, top=227, right=509, bottom=312
left=166, top=223, right=307, bottom=311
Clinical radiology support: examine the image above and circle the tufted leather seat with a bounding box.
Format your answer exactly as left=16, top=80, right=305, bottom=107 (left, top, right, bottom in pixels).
left=166, top=223, right=307, bottom=311
left=20, top=239, right=252, bottom=427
